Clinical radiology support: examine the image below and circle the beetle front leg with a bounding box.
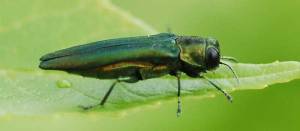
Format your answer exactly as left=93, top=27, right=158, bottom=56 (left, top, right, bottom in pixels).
left=202, top=76, right=233, bottom=103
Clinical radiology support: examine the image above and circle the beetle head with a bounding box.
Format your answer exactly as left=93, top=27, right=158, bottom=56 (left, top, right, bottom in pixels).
left=177, top=36, right=220, bottom=70
left=177, top=36, right=239, bottom=84
left=204, top=38, right=220, bottom=70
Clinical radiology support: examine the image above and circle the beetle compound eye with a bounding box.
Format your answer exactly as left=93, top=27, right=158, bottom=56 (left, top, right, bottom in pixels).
left=205, top=47, right=220, bottom=69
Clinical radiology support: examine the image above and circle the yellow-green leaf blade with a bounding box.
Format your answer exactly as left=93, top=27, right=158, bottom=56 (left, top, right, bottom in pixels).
left=0, top=61, right=299, bottom=115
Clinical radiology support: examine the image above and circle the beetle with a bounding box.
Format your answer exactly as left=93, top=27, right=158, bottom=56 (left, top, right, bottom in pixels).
left=39, top=33, right=238, bottom=116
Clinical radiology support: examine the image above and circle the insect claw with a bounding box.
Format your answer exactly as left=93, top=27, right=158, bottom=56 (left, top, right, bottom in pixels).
left=78, top=105, right=97, bottom=110
left=226, top=94, right=233, bottom=103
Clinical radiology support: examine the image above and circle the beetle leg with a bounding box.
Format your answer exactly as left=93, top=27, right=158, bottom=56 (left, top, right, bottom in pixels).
left=79, top=80, right=120, bottom=110
left=100, top=76, right=140, bottom=106
left=80, top=77, right=140, bottom=110
left=202, top=76, right=233, bottom=103
left=175, top=72, right=182, bottom=117
left=100, top=80, right=120, bottom=106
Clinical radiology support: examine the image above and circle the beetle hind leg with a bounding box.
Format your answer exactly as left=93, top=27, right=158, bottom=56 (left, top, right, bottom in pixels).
left=79, top=77, right=140, bottom=110
left=79, top=80, right=120, bottom=110
left=100, top=80, right=120, bottom=106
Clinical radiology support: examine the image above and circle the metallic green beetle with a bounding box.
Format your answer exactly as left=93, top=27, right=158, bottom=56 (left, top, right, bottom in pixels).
left=39, top=33, right=238, bottom=116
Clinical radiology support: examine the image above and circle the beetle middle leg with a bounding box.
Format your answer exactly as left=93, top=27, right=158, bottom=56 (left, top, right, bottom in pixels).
left=202, top=76, right=233, bottom=102
left=175, top=72, right=182, bottom=117
left=170, top=71, right=183, bottom=117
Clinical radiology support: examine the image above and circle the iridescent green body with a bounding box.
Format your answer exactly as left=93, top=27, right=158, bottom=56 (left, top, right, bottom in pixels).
left=40, top=33, right=219, bottom=82
left=39, top=33, right=226, bottom=115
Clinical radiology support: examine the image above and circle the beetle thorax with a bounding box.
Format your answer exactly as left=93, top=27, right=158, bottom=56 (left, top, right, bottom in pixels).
left=176, top=36, right=206, bottom=68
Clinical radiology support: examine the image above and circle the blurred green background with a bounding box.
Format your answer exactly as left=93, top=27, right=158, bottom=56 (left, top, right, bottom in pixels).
left=1, top=0, right=299, bottom=130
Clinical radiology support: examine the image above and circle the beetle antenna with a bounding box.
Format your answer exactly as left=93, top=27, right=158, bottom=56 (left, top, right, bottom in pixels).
left=220, top=62, right=239, bottom=85
left=221, top=56, right=238, bottom=63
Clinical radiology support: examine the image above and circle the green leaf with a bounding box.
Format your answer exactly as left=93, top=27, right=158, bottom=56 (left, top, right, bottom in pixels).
left=0, top=61, right=299, bottom=114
